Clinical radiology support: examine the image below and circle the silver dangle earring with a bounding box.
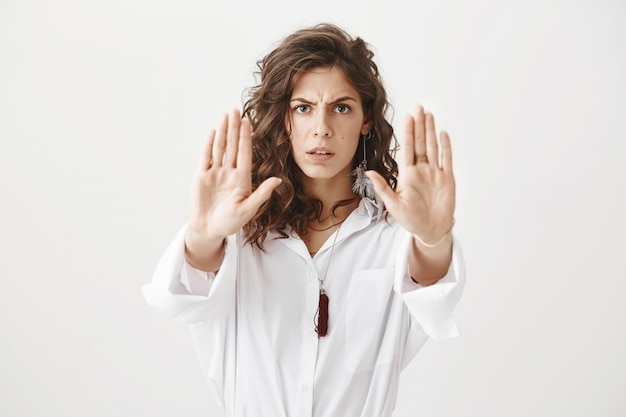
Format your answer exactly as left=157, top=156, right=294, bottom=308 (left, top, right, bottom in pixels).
left=351, top=131, right=377, bottom=200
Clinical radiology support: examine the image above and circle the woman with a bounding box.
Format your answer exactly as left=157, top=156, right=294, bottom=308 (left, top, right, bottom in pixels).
left=143, top=22, right=465, bottom=417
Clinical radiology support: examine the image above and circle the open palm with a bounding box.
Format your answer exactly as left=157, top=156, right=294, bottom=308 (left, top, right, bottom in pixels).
left=188, top=109, right=281, bottom=241
left=367, top=106, right=455, bottom=243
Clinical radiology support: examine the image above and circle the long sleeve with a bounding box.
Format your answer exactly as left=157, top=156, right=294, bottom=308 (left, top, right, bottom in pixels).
left=393, top=231, right=466, bottom=341
left=142, top=224, right=239, bottom=324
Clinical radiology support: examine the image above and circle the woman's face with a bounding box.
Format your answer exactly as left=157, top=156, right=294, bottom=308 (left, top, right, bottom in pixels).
left=287, top=66, right=371, bottom=183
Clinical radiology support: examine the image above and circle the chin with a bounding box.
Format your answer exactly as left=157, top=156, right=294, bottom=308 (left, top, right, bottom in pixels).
left=301, top=167, right=353, bottom=183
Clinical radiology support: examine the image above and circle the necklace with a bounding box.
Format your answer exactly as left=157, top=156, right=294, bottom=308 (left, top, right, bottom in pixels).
left=314, top=223, right=342, bottom=338
left=309, top=217, right=347, bottom=232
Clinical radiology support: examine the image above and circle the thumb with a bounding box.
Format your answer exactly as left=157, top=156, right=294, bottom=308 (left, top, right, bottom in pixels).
left=365, top=171, right=397, bottom=210
left=241, top=177, right=282, bottom=215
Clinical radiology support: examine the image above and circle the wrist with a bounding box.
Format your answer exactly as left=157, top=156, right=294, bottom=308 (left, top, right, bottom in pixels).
left=409, top=231, right=453, bottom=286
left=413, top=218, right=455, bottom=249
left=184, top=227, right=226, bottom=265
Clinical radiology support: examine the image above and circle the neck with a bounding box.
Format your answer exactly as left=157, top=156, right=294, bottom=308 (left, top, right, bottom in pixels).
left=304, top=181, right=357, bottom=220
left=314, top=199, right=359, bottom=232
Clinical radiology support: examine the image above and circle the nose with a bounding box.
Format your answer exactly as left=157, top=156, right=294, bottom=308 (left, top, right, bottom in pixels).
left=313, top=112, right=332, bottom=137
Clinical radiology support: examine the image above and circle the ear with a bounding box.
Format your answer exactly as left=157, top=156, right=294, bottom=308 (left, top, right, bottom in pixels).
left=361, top=120, right=373, bottom=135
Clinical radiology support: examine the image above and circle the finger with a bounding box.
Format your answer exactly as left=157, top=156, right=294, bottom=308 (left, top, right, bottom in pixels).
left=402, top=114, right=416, bottom=166
left=212, top=113, right=229, bottom=167
left=225, top=109, right=241, bottom=168
left=240, top=177, right=282, bottom=216
left=440, top=130, right=453, bottom=173
left=199, top=129, right=216, bottom=170
left=425, top=112, right=439, bottom=167
left=365, top=171, right=398, bottom=212
left=237, top=118, right=252, bottom=170
left=413, top=105, right=427, bottom=160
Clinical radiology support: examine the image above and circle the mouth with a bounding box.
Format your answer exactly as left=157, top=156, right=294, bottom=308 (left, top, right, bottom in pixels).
left=306, top=147, right=334, bottom=155
left=306, top=147, right=334, bottom=162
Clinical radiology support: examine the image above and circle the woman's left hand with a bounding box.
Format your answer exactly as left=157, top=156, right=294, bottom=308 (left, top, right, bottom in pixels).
left=366, top=105, right=455, bottom=245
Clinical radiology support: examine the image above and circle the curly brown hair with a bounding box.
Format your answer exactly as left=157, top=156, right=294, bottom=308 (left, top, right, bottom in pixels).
left=242, top=23, right=398, bottom=248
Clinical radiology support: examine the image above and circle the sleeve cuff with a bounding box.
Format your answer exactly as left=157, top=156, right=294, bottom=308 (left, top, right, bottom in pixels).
left=394, top=231, right=466, bottom=340
left=141, top=224, right=239, bottom=323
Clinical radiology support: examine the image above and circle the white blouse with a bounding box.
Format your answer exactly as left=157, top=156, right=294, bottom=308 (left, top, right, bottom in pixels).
left=142, top=198, right=465, bottom=417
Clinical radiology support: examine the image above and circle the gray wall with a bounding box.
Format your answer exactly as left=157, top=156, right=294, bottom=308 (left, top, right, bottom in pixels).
left=1, top=0, right=624, bottom=415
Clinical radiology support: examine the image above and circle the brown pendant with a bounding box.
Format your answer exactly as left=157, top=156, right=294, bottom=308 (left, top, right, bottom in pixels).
left=315, top=289, right=329, bottom=338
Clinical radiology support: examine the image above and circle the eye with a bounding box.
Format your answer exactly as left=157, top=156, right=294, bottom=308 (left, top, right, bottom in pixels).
left=294, top=104, right=310, bottom=113
left=334, top=104, right=351, bottom=114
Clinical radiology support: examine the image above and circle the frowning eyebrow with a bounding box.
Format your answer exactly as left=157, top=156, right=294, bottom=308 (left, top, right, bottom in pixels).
left=289, top=96, right=358, bottom=104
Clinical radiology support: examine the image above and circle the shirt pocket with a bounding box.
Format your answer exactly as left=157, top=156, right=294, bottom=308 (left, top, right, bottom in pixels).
left=344, top=267, right=395, bottom=373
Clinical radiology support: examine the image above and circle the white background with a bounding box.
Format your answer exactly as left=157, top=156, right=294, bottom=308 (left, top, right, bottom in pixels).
left=1, top=0, right=625, bottom=416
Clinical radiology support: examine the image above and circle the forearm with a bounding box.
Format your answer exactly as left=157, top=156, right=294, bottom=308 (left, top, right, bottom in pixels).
left=184, top=227, right=226, bottom=273
left=408, top=234, right=453, bottom=286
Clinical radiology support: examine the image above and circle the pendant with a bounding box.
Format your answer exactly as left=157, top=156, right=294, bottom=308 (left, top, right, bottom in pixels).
left=315, top=289, right=329, bottom=338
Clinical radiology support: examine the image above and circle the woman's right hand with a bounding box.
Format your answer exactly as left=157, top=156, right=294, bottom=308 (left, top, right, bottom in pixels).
left=184, top=109, right=281, bottom=271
